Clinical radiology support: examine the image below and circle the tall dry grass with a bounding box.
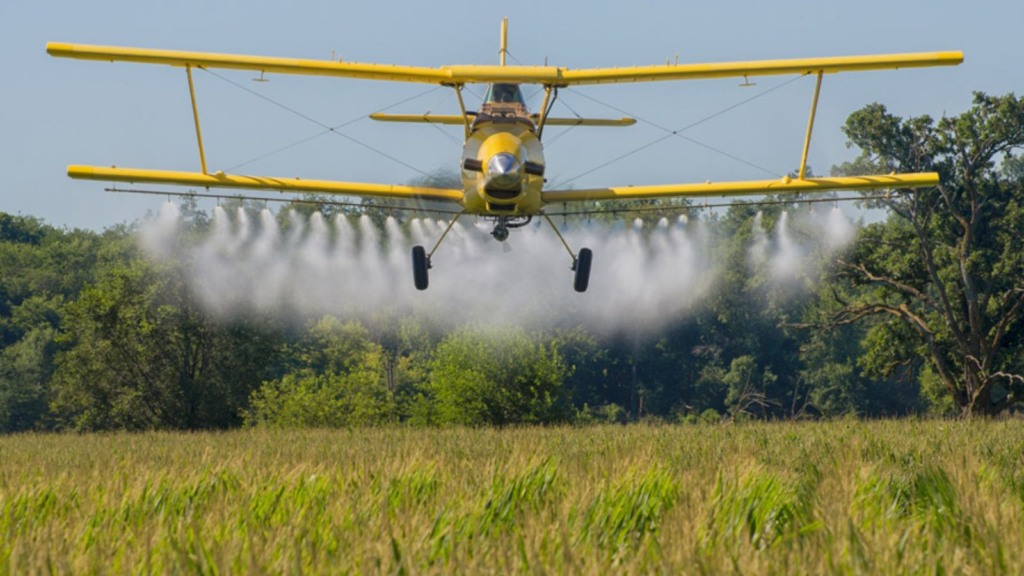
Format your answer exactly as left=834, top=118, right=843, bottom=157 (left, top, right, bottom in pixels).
left=1, top=421, right=1022, bottom=574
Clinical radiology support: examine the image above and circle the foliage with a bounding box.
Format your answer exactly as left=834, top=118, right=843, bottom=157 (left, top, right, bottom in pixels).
left=0, top=321, right=56, bottom=431
left=245, top=370, right=395, bottom=428
left=829, top=92, right=1024, bottom=416
left=425, top=326, right=573, bottom=426
left=245, top=317, right=399, bottom=427
left=50, top=248, right=282, bottom=431
left=0, top=215, right=104, bottom=431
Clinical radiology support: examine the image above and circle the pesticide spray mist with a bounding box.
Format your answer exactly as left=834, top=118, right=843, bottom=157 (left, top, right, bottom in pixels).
left=139, top=202, right=857, bottom=333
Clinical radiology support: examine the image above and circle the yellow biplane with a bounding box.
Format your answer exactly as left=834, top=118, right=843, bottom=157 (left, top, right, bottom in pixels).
left=48, top=19, right=962, bottom=292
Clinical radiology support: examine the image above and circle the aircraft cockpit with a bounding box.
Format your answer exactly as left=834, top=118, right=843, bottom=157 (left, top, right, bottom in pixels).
left=476, top=83, right=533, bottom=130
left=483, top=83, right=526, bottom=106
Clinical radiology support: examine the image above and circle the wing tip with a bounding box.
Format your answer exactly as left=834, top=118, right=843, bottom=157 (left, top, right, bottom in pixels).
left=46, top=42, right=73, bottom=56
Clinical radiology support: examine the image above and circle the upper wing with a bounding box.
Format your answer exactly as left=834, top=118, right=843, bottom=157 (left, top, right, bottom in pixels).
left=541, top=173, right=939, bottom=204
left=46, top=42, right=452, bottom=83
left=48, top=42, right=962, bottom=85
left=68, top=166, right=464, bottom=203
left=551, top=52, right=962, bottom=85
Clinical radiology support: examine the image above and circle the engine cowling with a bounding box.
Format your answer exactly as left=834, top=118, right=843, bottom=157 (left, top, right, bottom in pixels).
left=460, top=123, right=544, bottom=215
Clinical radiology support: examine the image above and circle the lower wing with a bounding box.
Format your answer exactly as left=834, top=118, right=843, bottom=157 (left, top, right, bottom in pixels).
left=541, top=173, right=938, bottom=203
left=67, top=165, right=464, bottom=203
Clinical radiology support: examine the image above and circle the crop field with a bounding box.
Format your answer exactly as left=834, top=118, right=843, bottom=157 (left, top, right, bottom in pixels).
left=2, top=421, right=1024, bottom=574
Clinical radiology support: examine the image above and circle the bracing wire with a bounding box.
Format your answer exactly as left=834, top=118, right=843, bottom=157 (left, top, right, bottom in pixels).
left=541, top=97, right=586, bottom=147
left=546, top=74, right=807, bottom=188
left=226, top=85, right=448, bottom=172
left=201, top=68, right=437, bottom=176
left=418, top=88, right=466, bottom=146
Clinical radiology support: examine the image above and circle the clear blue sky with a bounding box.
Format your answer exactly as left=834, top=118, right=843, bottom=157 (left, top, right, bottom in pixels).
left=3, top=0, right=1019, bottom=230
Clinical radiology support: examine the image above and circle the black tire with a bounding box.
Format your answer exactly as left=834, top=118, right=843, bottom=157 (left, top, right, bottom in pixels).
left=573, top=248, right=593, bottom=293
left=412, top=245, right=429, bottom=290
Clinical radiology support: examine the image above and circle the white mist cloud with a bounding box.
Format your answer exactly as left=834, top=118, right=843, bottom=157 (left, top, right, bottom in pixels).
left=823, top=206, right=857, bottom=251
left=139, top=202, right=857, bottom=333
left=747, top=207, right=858, bottom=289
left=769, top=211, right=804, bottom=282
left=137, top=201, right=180, bottom=260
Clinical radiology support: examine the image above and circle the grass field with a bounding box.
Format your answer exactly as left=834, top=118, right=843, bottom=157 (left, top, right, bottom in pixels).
left=2, top=421, right=1024, bottom=574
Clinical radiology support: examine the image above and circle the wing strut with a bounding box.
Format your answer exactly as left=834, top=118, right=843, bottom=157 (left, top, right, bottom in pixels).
left=411, top=210, right=467, bottom=290
left=798, top=71, right=824, bottom=180
left=536, top=86, right=558, bottom=139
left=541, top=212, right=593, bottom=292
left=451, top=84, right=471, bottom=140
left=541, top=212, right=577, bottom=261
left=185, top=65, right=209, bottom=174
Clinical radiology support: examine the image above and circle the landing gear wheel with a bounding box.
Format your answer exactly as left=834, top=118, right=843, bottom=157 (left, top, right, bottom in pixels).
left=412, top=245, right=430, bottom=290
left=573, top=248, right=593, bottom=293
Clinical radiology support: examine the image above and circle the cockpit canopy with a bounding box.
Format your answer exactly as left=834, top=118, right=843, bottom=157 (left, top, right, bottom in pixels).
left=483, top=83, right=526, bottom=105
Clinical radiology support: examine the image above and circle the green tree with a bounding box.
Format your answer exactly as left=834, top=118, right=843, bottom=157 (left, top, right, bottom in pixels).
left=798, top=317, right=924, bottom=417
left=245, top=316, right=399, bottom=427
left=245, top=369, right=394, bottom=428
left=827, top=92, right=1024, bottom=416
left=425, top=326, right=572, bottom=426
left=0, top=215, right=106, bottom=431
left=0, top=318, right=57, bottom=431
left=695, top=203, right=811, bottom=418
left=360, top=307, right=438, bottom=419
left=52, top=254, right=279, bottom=430
left=555, top=328, right=631, bottom=420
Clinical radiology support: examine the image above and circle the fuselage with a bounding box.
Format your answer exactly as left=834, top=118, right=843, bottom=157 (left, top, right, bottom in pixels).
left=460, top=83, right=545, bottom=216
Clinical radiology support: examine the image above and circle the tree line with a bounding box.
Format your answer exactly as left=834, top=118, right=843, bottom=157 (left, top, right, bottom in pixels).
left=1, top=93, right=1021, bottom=432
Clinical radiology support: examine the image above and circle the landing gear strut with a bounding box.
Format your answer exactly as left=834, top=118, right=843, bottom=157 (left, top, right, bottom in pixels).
left=541, top=213, right=592, bottom=293
left=412, top=212, right=592, bottom=293
left=411, top=211, right=465, bottom=291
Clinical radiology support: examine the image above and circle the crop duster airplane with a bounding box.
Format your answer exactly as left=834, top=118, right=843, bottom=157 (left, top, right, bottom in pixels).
left=47, top=19, right=962, bottom=292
